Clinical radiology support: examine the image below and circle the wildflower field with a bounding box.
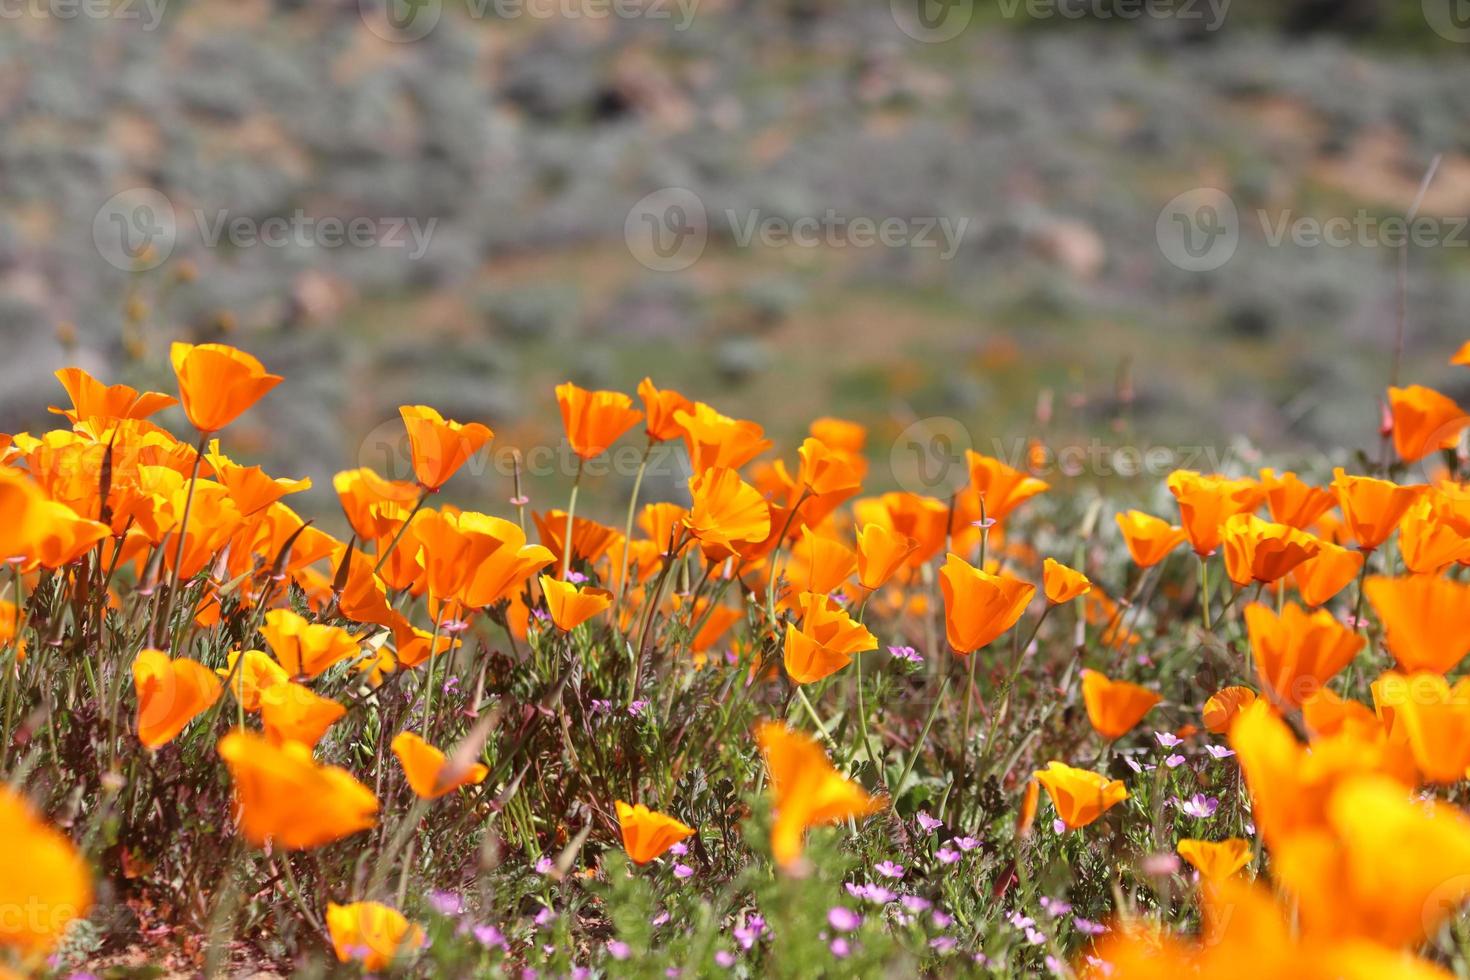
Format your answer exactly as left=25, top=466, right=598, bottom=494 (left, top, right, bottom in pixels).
left=3, top=336, right=1470, bottom=978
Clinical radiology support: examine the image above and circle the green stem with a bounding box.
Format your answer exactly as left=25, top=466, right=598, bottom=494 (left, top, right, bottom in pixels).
left=559, top=459, right=585, bottom=580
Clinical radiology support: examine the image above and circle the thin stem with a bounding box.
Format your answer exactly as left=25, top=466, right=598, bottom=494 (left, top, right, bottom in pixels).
left=614, top=440, right=653, bottom=619
left=155, top=431, right=209, bottom=649
left=374, top=489, right=430, bottom=576
left=560, top=459, right=585, bottom=580
left=1198, top=556, right=1212, bottom=631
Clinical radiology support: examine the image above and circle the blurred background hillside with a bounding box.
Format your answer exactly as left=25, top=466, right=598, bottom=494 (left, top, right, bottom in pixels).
left=2, top=0, right=1468, bottom=524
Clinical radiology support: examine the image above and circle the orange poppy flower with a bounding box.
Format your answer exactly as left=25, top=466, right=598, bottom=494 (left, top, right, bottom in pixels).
left=216, top=730, right=378, bottom=849
left=854, top=522, right=917, bottom=591
left=1245, top=603, right=1363, bottom=710
left=326, top=901, right=425, bottom=972
left=1388, top=384, right=1469, bottom=464
left=783, top=592, right=876, bottom=685
left=962, top=451, right=1049, bottom=525
left=789, top=526, right=856, bottom=599
left=217, top=649, right=289, bottom=712
left=1032, top=761, right=1127, bottom=830
left=1079, top=669, right=1161, bottom=740
left=539, top=574, right=613, bottom=631
left=391, top=731, right=489, bottom=799
left=765, top=438, right=864, bottom=535
left=1221, top=514, right=1321, bottom=587
left=1272, top=774, right=1470, bottom=949
left=637, top=378, right=695, bottom=444
left=615, top=800, right=696, bottom=865
left=1300, top=687, right=1379, bottom=739
left=259, top=682, right=346, bottom=749
left=755, top=722, right=883, bottom=869
left=937, top=552, right=1035, bottom=654
left=809, top=416, right=867, bottom=455
left=1332, top=468, right=1422, bottom=551
left=0, top=787, right=91, bottom=955
left=1016, top=779, right=1040, bottom=840
left=1202, top=686, right=1257, bottom=734
left=23, top=499, right=110, bottom=570
left=638, top=502, right=689, bottom=555
left=333, top=468, right=421, bottom=542
left=555, top=382, right=642, bottom=460
left=1290, top=540, right=1364, bottom=607
left=674, top=402, right=772, bottom=472
left=49, top=367, right=176, bottom=424
left=414, top=509, right=554, bottom=609
left=854, top=493, right=949, bottom=567
left=1115, top=510, right=1187, bottom=568
left=1042, top=557, right=1091, bottom=604
left=1365, top=574, right=1470, bottom=674
left=169, top=342, right=282, bottom=433
left=1259, top=468, right=1337, bottom=529
left=1399, top=493, right=1470, bottom=574
left=1177, top=838, right=1251, bottom=882
left=205, top=444, right=310, bottom=517
left=683, top=467, right=771, bottom=561
left=1374, top=672, right=1470, bottom=784
left=1453, top=340, right=1470, bottom=366
left=532, top=509, right=621, bottom=571
left=1166, top=471, right=1264, bottom=557
left=132, top=648, right=222, bottom=749
left=399, top=405, right=492, bottom=491
left=260, top=609, right=362, bottom=679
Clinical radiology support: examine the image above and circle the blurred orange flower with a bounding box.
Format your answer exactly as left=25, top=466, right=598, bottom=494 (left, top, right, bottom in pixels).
left=962, top=451, right=1049, bottom=525
left=1399, top=493, right=1470, bottom=574
left=1080, top=669, right=1160, bottom=740
left=132, top=648, right=221, bottom=749
left=615, top=800, right=695, bottom=865
left=169, top=342, right=282, bottom=433
left=1290, top=540, right=1363, bottom=607
left=0, top=787, right=91, bottom=955
left=259, top=682, right=346, bottom=749
left=556, top=382, right=642, bottom=460
left=938, top=552, right=1034, bottom=654
left=1245, top=603, right=1363, bottom=711
left=1388, top=384, right=1469, bottom=464
left=675, top=402, right=771, bottom=472
left=326, top=901, right=424, bottom=972
left=399, top=405, right=492, bottom=491
left=1042, top=557, right=1091, bottom=604
left=755, top=722, right=883, bottom=869
left=1365, top=574, right=1470, bottom=674
left=217, top=730, right=378, bottom=849
left=783, top=591, right=876, bottom=685
left=1033, top=761, right=1127, bottom=830
left=391, top=731, right=489, bottom=800
left=1115, top=510, right=1187, bottom=568
left=1259, top=468, right=1336, bottom=529
left=1453, top=340, right=1470, bottom=366
left=540, top=574, right=613, bottom=631
left=789, top=526, right=856, bottom=599
left=1376, top=672, right=1470, bottom=784
left=217, top=650, right=289, bottom=712
left=1202, top=685, right=1257, bottom=734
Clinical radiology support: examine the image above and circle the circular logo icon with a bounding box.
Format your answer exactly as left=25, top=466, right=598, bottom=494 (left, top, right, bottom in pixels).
left=625, top=187, right=708, bottom=273
left=93, top=188, right=176, bottom=272
left=891, top=0, right=972, bottom=42
left=1424, top=0, right=1470, bottom=43
left=889, top=417, right=974, bottom=497
left=1156, top=188, right=1239, bottom=273
left=1422, top=874, right=1470, bottom=937
left=356, top=417, right=418, bottom=483
left=359, top=0, right=441, bottom=42
left=1410, top=416, right=1470, bottom=484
